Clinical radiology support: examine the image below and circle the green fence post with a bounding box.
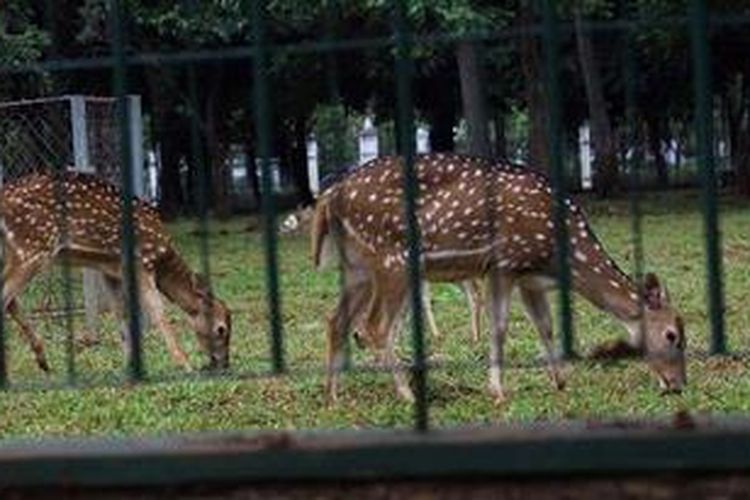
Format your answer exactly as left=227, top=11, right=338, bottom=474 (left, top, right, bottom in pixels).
left=252, top=0, right=285, bottom=374
left=541, top=0, right=575, bottom=360
left=52, top=169, right=78, bottom=385
left=394, top=0, right=428, bottom=432
left=111, top=0, right=144, bottom=381
left=0, top=245, right=5, bottom=388
left=323, top=0, right=353, bottom=372
left=622, top=15, right=647, bottom=328
left=41, top=0, right=77, bottom=385
left=690, top=0, right=726, bottom=355
left=186, top=7, right=215, bottom=364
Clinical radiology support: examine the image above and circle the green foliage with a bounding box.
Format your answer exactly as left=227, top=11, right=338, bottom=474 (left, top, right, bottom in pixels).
left=0, top=0, right=49, bottom=67
left=75, top=0, right=249, bottom=47
left=310, top=103, right=360, bottom=175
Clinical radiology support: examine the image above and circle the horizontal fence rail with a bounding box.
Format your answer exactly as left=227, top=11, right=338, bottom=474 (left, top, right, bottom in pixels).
left=2, top=418, right=750, bottom=488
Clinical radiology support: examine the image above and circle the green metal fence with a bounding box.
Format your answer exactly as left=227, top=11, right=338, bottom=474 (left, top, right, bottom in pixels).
left=0, top=0, right=746, bottom=488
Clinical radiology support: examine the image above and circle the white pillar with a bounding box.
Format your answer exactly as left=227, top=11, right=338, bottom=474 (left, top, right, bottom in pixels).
left=359, top=116, right=379, bottom=165
left=70, top=95, right=93, bottom=172
left=128, top=95, right=144, bottom=197
left=69, top=96, right=106, bottom=331
left=578, top=122, right=593, bottom=190
left=416, top=125, right=430, bottom=154
left=307, top=137, right=320, bottom=196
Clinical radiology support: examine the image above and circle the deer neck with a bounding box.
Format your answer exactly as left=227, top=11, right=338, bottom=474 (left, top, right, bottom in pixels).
left=154, top=249, right=203, bottom=318
left=570, top=258, right=646, bottom=346
left=565, top=221, right=643, bottom=330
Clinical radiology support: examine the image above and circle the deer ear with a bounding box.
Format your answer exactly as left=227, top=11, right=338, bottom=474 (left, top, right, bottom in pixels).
left=643, top=272, right=670, bottom=310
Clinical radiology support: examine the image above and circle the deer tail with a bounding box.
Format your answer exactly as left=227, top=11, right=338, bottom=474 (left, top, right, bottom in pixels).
left=311, top=193, right=339, bottom=270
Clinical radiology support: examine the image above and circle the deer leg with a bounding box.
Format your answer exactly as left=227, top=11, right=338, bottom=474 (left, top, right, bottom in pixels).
left=96, top=277, right=137, bottom=363
left=325, top=268, right=371, bottom=404
left=486, top=271, right=514, bottom=403
left=6, top=299, right=50, bottom=372
left=367, top=277, right=412, bottom=402
left=519, top=286, right=565, bottom=390
left=384, top=302, right=413, bottom=402
left=421, top=282, right=442, bottom=339
left=100, top=277, right=151, bottom=356
left=462, top=279, right=484, bottom=342
left=2, top=254, right=54, bottom=371
left=138, top=274, right=192, bottom=371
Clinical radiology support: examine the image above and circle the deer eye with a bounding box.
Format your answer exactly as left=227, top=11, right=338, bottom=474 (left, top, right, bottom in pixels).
left=665, top=329, right=682, bottom=348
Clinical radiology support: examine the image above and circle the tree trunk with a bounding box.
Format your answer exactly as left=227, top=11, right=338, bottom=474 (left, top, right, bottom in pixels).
left=287, top=116, right=314, bottom=206
left=736, top=133, right=750, bottom=197
left=493, top=111, right=507, bottom=158
left=645, top=113, right=669, bottom=188
left=727, top=74, right=750, bottom=197
left=428, top=94, right=456, bottom=152
left=204, top=66, right=232, bottom=219
left=574, top=6, right=618, bottom=197
left=520, top=2, right=548, bottom=168
left=243, top=138, right=260, bottom=211
left=429, top=112, right=455, bottom=152
left=456, top=40, right=491, bottom=157
left=146, top=70, right=183, bottom=219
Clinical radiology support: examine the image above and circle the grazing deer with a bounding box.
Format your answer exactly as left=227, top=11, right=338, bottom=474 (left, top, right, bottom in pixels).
left=0, top=171, right=232, bottom=372
left=312, top=153, right=686, bottom=403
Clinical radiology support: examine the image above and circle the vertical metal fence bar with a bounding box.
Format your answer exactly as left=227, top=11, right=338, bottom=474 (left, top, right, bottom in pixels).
left=43, top=0, right=77, bottom=384
left=324, top=1, right=341, bottom=105
left=690, top=0, right=726, bottom=355
left=44, top=0, right=75, bottom=385
left=111, top=0, right=144, bottom=381
left=52, top=165, right=77, bottom=384
left=0, top=230, right=5, bottom=388
left=623, top=20, right=646, bottom=326
left=324, top=0, right=352, bottom=371
left=541, top=0, right=574, bottom=359
left=252, top=0, right=285, bottom=374
left=187, top=2, right=213, bottom=302
left=187, top=63, right=215, bottom=362
left=394, top=0, right=428, bottom=432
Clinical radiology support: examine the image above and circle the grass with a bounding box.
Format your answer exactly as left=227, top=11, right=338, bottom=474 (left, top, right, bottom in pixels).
left=0, top=190, right=748, bottom=438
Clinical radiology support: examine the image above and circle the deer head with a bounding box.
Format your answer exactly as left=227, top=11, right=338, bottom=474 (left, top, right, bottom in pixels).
left=640, top=273, right=686, bottom=393
left=191, top=274, right=232, bottom=371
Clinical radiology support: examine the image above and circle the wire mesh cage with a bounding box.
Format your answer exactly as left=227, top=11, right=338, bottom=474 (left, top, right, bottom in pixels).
left=0, top=95, right=143, bottom=335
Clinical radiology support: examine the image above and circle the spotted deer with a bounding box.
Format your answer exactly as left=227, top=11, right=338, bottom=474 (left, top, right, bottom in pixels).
left=0, top=171, right=232, bottom=371
left=312, top=153, right=686, bottom=403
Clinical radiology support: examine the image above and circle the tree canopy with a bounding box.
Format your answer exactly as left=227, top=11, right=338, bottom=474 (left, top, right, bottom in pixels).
left=1, top=0, right=749, bottom=215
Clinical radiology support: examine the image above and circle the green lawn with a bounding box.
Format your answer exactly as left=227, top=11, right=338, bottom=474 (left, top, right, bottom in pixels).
left=0, top=191, right=748, bottom=438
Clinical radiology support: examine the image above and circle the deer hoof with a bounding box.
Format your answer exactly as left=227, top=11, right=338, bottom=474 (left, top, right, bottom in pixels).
left=352, top=332, right=366, bottom=349
left=490, top=387, right=508, bottom=405
left=554, top=377, right=566, bottom=391
left=38, top=358, right=51, bottom=373
left=325, top=390, right=339, bottom=407
left=397, top=387, right=416, bottom=403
